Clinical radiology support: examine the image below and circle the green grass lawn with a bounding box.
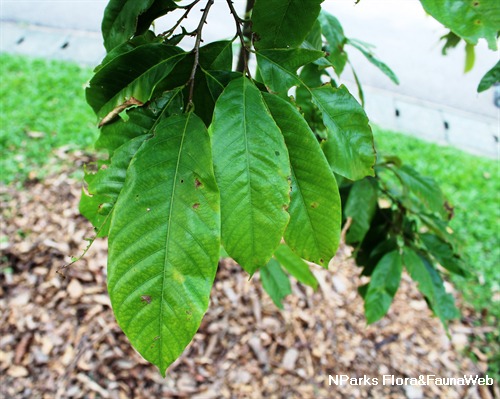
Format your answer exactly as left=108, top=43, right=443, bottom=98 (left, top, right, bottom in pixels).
left=0, top=54, right=96, bottom=184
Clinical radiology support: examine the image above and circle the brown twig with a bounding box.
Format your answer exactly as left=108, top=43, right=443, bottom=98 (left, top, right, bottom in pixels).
left=160, top=0, right=203, bottom=39
left=236, top=0, right=254, bottom=74
left=187, top=0, right=215, bottom=107
left=226, top=0, right=252, bottom=79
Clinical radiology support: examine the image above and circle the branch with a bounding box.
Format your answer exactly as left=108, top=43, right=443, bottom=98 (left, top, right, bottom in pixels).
left=236, top=0, right=254, bottom=74
left=160, top=0, right=203, bottom=39
left=226, top=0, right=252, bottom=79
left=187, top=0, right=215, bottom=107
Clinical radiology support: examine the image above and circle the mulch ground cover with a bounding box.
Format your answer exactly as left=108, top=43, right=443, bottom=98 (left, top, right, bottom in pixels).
left=1, top=150, right=498, bottom=398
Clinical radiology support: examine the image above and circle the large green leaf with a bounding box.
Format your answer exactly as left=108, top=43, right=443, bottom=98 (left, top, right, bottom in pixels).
left=420, top=0, right=500, bottom=50
left=347, top=39, right=399, bottom=85
left=313, top=84, right=376, bottom=180
left=81, top=89, right=184, bottom=237
left=260, top=259, right=292, bottom=309
left=86, top=43, right=185, bottom=124
left=252, top=0, right=324, bottom=50
left=256, top=48, right=324, bottom=93
left=478, top=60, right=500, bottom=92
left=318, top=10, right=348, bottom=75
left=102, top=0, right=157, bottom=51
left=210, top=77, right=291, bottom=274
left=364, top=250, right=403, bottom=324
left=263, top=93, right=341, bottom=266
left=403, top=249, right=459, bottom=328
left=274, top=244, right=318, bottom=290
left=107, top=113, right=220, bottom=376
left=344, top=178, right=378, bottom=245
left=135, top=0, right=178, bottom=36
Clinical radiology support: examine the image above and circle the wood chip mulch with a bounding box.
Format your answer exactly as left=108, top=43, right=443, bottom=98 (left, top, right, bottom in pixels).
left=1, top=152, right=498, bottom=399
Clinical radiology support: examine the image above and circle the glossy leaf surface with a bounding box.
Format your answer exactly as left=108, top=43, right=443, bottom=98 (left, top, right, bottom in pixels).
left=210, top=78, right=291, bottom=274
left=107, top=113, right=220, bottom=376
left=264, top=93, right=341, bottom=266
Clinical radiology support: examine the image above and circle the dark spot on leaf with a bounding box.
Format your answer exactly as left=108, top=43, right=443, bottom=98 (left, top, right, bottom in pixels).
left=186, top=310, right=192, bottom=315
left=154, top=336, right=160, bottom=341
left=180, top=179, right=184, bottom=183
left=275, top=151, right=280, bottom=156
left=195, top=178, right=203, bottom=189
left=320, top=258, right=324, bottom=264
left=311, top=202, right=319, bottom=208
left=193, top=203, right=200, bottom=209
left=473, top=1, right=479, bottom=6
left=141, top=295, right=151, bottom=304
left=475, top=19, right=481, bottom=24
left=283, top=204, right=289, bottom=211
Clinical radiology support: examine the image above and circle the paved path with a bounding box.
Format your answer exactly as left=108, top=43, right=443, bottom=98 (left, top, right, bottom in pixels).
left=1, top=0, right=498, bottom=157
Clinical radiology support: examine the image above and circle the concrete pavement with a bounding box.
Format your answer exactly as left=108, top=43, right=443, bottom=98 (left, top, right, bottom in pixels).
left=1, top=0, right=498, bottom=157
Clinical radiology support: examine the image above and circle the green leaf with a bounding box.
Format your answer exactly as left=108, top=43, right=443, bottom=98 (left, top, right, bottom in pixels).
left=96, top=88, right=183, bottom=155
left=295, top=64, right=326, bottom=134
left=135, top=0, right=178, bottom=36
left=252, top=0, right=324, bottom=50
left=260, top=259, right=292, bottom=309
left=364, top=250, right=403, bottom=323
left=198, top=41, right=233, bottom=71
left=210, top=77, right=291, bottom=274
left=464, top=42, right=476, bottom=72
left=348, top=39, right=399, bottom=84
left=274, top=245, right=318, bottom=290
left=263, top=93, right=341, bottom=266
left=256, top=48, right=324, bottom=94
left=86, top=43, right=185, bottom=124
left=318, top=10, right=348, bottom=75
left=102, top=0, right=156, bottom=51
left=107, top=113, right=220, bottom=376
left=403, top=249, right=459, bottom=328
left=420, top=234, right=468, bottom=277
left=392, top=165, right=447, bottom=218
left=344, top=178, right=378, bottom=244
left=440, top=30, right=461, bottom=55
left=478, top=60, right=500, bottom=92
left=420, top=0, right=500, bottom=50
left=313, top=84, right=376, bottom=180
left=80, top=135, right=148, bottom=237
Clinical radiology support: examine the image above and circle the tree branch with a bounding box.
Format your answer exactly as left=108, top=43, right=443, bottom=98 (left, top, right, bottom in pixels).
left=236, top=0, right=254, bottom=74
left=160, top=0, right=203, bottom=39
left=226, top=0, right=252, bottom=79
left=187, top=0, right=215, bottom=107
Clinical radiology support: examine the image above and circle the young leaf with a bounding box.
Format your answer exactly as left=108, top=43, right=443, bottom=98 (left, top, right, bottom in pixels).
left=260, top=259, right=292, bottom=309
left=420, top=0, right=500, bottom=50
left=252, top=0, right=324, bottom=50
left=344, top=178, right=378, bottom=245
left=210, top=77, right=291, bottom=274
left=464, top=42, right=476, bottom=73
left=313, top=84, right=376, bottom=180
left=403, top=249, right=459, bottom=328
left=256, top=48, right=324, bottom=93
left=364, top=250, right=403, bottom=324
left=107, top=113, right=220, bottom=376
left=318, top=10, right=348, bottom=75
left=348, top=39, right=399, bottom=85
left=86, top=43, right=185, bottom=124
left=478, top=60, right=500, bottom=92
left=102, top=0, right=157, bottom=51
left=263, top=93, right=341, bottom=266
left=274, top=245, right=318, bottom=290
